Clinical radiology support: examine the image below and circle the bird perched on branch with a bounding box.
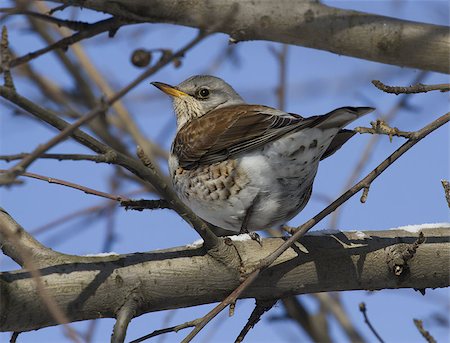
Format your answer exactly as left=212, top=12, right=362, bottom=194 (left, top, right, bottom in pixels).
left=153, top=75, right=374, bottom=236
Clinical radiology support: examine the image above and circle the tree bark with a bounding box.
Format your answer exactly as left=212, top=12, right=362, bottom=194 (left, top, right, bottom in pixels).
left=1, top=221, right=449, bottom=332
left=48, top=0, right=450, bottom=73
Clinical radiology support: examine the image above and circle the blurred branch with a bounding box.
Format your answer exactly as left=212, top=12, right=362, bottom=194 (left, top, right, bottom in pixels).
left=269, top=44, right=288, bottom=110
left=413, top=319, right=437, bottom=343
left=34, top=0, right=168, bottom=162
left=5, top=17, right=132, bottom=70
left=315, top=293, right=366, bottom=343
left=280, top=297, right=332, bottom=342
left=0, top=7, right=97, bottom=31
left=372, top=80, right=450, bottom=95
left=359, top=303, right=384, bottom=343
left=48, top=0, right=450, bottom=73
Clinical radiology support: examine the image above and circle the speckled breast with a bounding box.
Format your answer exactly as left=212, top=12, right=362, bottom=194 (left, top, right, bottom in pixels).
left=171, top=159, right=250, bottom=203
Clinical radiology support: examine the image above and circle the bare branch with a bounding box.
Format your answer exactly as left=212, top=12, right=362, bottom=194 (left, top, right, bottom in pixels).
left=1, top=26, right=14, bottom=89
left=0, top=223, right=448, bottom=333
left=441, top=180, right=450, bottom=208
left=111, top=296, right=140, bottom=343
left=0, top=7, right=94, bottom=31
left=315, top=293, right=366, bottom=343
left=280, top=297, right=332, bottom=343
left=413, top=319, right=437, bottom=343
left=0, top=152, right=112, bottom=163
left=0, top=169, right=129, bottom=201
left=355, top=120, right=414, bottom=141
left=129, top=318, right=201, bottom=343
left=6, top=17, right=133, bottom=70
left=372, top=80, right=450, bottom=95
left=328, top=70, right=428, bottom=228
left=47, top=0, right=450, bottom=73
left=359, top=303, right=384, bottom=343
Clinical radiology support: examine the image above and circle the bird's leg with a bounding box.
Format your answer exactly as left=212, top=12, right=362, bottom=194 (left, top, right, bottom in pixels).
left=239, top=194, right=262, bottom=245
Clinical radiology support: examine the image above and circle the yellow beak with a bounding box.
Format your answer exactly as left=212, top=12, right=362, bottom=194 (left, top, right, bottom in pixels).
left=151, top=82, right=188, bottom=98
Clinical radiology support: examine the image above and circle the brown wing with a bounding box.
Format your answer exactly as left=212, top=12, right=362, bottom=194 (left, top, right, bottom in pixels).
left=173, top=105, right=374, bottom=169
left=173, top=104, right=306, bottom=169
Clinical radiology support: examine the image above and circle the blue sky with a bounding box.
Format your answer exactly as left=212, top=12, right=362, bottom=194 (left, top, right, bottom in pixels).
left=0, top=1, right=449, bottom=342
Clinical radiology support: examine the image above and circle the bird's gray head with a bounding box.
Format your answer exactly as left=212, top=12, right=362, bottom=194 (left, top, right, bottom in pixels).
left=152, top=75, right=245, bottom=129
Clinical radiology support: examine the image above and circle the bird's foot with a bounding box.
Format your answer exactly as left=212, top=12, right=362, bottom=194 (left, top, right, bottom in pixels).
left=239, top=227, right=262, bottom=246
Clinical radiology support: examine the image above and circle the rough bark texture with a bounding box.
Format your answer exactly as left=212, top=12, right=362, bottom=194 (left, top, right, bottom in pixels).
left=1, top=226, right=448, bottom=332
left=48, top=0, right=450, bottom=73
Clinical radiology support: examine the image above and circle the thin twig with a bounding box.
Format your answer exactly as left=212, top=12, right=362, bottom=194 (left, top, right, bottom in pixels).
left=359, top=303, right=384, bottom=343
left=413, top=319, right=437, bottom=343
left=372, top=80, right=450, bottom=95
left=355, top=119, right=414, bottom=141
left=269, top=44, right=288, bottom=110
left=234, top=299, right=277, bottom=343
left=0, top=169, right=129, bottom=202
left=0, top=152, right=115, bottom=163
left=31, top=189, right=146, bottom=235
left=129, top=318, right=202, bottom=343
left=360, top=186, right=370, bottom=203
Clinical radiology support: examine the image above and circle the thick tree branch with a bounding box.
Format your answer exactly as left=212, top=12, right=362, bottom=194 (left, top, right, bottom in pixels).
left=0, top=216, right=448, bottom=333
left=47, top=0, right=450, bottom=73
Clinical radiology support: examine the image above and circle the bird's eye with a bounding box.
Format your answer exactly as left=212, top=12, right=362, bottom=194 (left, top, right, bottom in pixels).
left=197, top=88, right=210, bottom=98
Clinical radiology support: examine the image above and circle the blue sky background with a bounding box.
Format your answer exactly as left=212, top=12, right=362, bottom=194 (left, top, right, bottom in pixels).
left=1, top=1, right=449, bottom=342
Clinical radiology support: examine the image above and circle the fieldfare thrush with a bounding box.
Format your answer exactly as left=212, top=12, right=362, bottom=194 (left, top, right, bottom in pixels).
left=152, top=75, right=374, bottom=234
